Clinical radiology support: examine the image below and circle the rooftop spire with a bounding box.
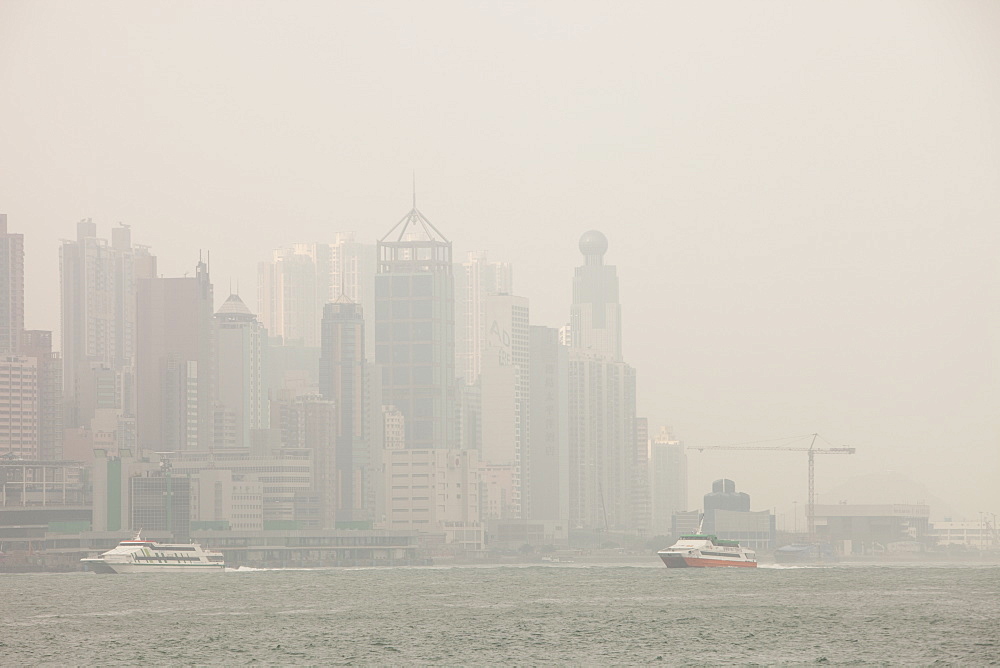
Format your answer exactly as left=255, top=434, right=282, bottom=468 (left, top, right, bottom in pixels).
left=379, top=178, right=450, bottom=244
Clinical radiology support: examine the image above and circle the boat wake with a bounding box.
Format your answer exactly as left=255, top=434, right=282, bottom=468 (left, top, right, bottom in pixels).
left=225, top=566, right=332, bottom=572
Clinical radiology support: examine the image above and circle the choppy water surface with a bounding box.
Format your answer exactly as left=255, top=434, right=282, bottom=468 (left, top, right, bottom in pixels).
left=3, top=562, right=998, bottom=665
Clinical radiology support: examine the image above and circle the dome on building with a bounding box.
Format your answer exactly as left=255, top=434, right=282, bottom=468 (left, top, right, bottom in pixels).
left=578, top=230, right=608, bottom=257
left=216, top=293, right=253, bottom=316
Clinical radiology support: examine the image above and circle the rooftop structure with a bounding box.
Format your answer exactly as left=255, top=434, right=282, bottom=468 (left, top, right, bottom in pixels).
left=374, top=194, right=457, bottom=449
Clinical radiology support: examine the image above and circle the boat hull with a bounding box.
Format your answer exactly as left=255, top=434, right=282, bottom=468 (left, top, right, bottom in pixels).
left=659, top=552, right=757, bottom=568
left=82, top=559, right=225, bottom=574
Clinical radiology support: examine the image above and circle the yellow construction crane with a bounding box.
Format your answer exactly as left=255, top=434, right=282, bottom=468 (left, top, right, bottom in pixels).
left=689, top=433, right=855, bottom=543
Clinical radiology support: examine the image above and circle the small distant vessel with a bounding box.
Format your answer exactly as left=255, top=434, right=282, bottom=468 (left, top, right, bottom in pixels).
left=541, top=556, right=575, bottom=564
left=658, top=534, right=757, bottom=568
left=81, top=532, right=225, bottom=574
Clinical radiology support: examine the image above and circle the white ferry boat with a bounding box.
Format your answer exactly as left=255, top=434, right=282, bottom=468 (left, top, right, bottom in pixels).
left=81, top=532, right=225, bottom=573
left=658, top=534, right=757, bottom=568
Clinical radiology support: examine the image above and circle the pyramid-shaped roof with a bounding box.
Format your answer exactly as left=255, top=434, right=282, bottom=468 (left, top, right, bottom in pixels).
left=216, top=293, right=253, bottom=316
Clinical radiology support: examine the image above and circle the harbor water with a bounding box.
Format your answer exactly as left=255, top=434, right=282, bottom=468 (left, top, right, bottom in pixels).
left=2, top=562, right=998, bottom=665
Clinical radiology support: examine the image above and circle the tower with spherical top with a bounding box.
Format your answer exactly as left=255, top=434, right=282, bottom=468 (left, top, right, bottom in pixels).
left=564, top=230, right=641, bottom=533
left=570, top=230, right=622, bottom=361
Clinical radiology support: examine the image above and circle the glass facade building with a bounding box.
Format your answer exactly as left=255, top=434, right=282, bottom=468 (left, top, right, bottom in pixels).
left=375, top=204, right=456, bottom=450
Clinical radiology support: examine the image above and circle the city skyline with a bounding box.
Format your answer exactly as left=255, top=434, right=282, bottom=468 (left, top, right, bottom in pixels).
left=2, top=1, right=997, bottom=524
left=2, top=208, right=992, bottom=526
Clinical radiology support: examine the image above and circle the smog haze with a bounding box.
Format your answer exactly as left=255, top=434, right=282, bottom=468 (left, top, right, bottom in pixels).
left=1, top=0, right=997, bottom=520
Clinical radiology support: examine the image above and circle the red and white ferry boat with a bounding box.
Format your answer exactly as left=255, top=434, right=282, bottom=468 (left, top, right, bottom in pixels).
left=658, top=534, right=757, bottom=568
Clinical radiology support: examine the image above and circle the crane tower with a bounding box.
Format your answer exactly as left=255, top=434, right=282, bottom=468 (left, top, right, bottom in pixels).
left=689, top=433, right=855, bottom=543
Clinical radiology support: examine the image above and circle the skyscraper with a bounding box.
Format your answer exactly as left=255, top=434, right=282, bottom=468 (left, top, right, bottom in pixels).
left=477, top=293, right=529, bottom=519
left=374, top=199, right=456, bottom=449
left=632, top=416, right=652, bottom=534
left=327, top=233, right=377, bottom=358
left=526, top=325, right=569, bottom=523
left=258, top=236, right=376, bottom=353
left=454, top=251, right=512, bottom=384
left=567, top=350, right=637, bottom=530
left=136, top=259, right=214, bottom=452
left=570, top=230, right=622, bottom=361
left=60, top=220, right=156, bottom=428
left=0, top=214, right=24, bottom=355
left=258, top=246, right=320, bottom=347
left=1, top=217, right=62, bottom=460
left=214, top=293, right=268, bottom=448
left=566, top=231, right=638, bottom=531
left=21, top=330, right=63, bottom=460
left=0, top=355, right=38, bottom=458
left=320, top=296, right=367, bottom=521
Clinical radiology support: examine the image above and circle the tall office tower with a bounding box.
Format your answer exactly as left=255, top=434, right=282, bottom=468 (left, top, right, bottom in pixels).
left=320, top=296, right=368, bottom=522
left=258, top=246, right=321, bottom=347
left=478, top=293, right=529, bottom=519
left=214, top=294, right=268, bottom=448
left=21, top=330, right=63, bottom=460
left=60, top=220, right=156, bottom=428
left=136, top=259, right=214, bottom=452
left=0, top=214, right=24, bottom=354
left=375, top=199, right=457, bottom=449
left=632, top=417, right=652, bottom=534
left=454, top=251, right=512, bottom=384
left=651, top=427, right=688, bottom=537
left=0, top=355, right=39, bottom=458
left=567, top=351, right=636, bottom=531
left=570, top=230, right=622, bottom=361
left=566, top=231, right=638, bottom=531
left=526, top=325, right=569, bottom=523
left=258, top=237, right=376, bottom=353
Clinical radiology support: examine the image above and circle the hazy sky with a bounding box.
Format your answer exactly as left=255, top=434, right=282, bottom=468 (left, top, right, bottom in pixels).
left=2, top=1, right=997, bottom=521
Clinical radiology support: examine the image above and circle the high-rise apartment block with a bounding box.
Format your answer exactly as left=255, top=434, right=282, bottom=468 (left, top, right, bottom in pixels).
left=258, top=245, right=321, bottom=348
left=258, top=236, right=376, bottom=352
left=0, top=355, right=39, bottom=458
left=0, top=214, right=24, bottom=354
left=0, top=217, right=62, bottom=460
left=214, top=293, right=268, bottom=448
left=375, top=201, right=457, bottom=449
left=60, top=220, right=155, bottom=429
left=328, top=233, right=377, bottom=357
left=21, top=330, right=63, bottom=460
left=136, top=260, right=214, bottom=452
